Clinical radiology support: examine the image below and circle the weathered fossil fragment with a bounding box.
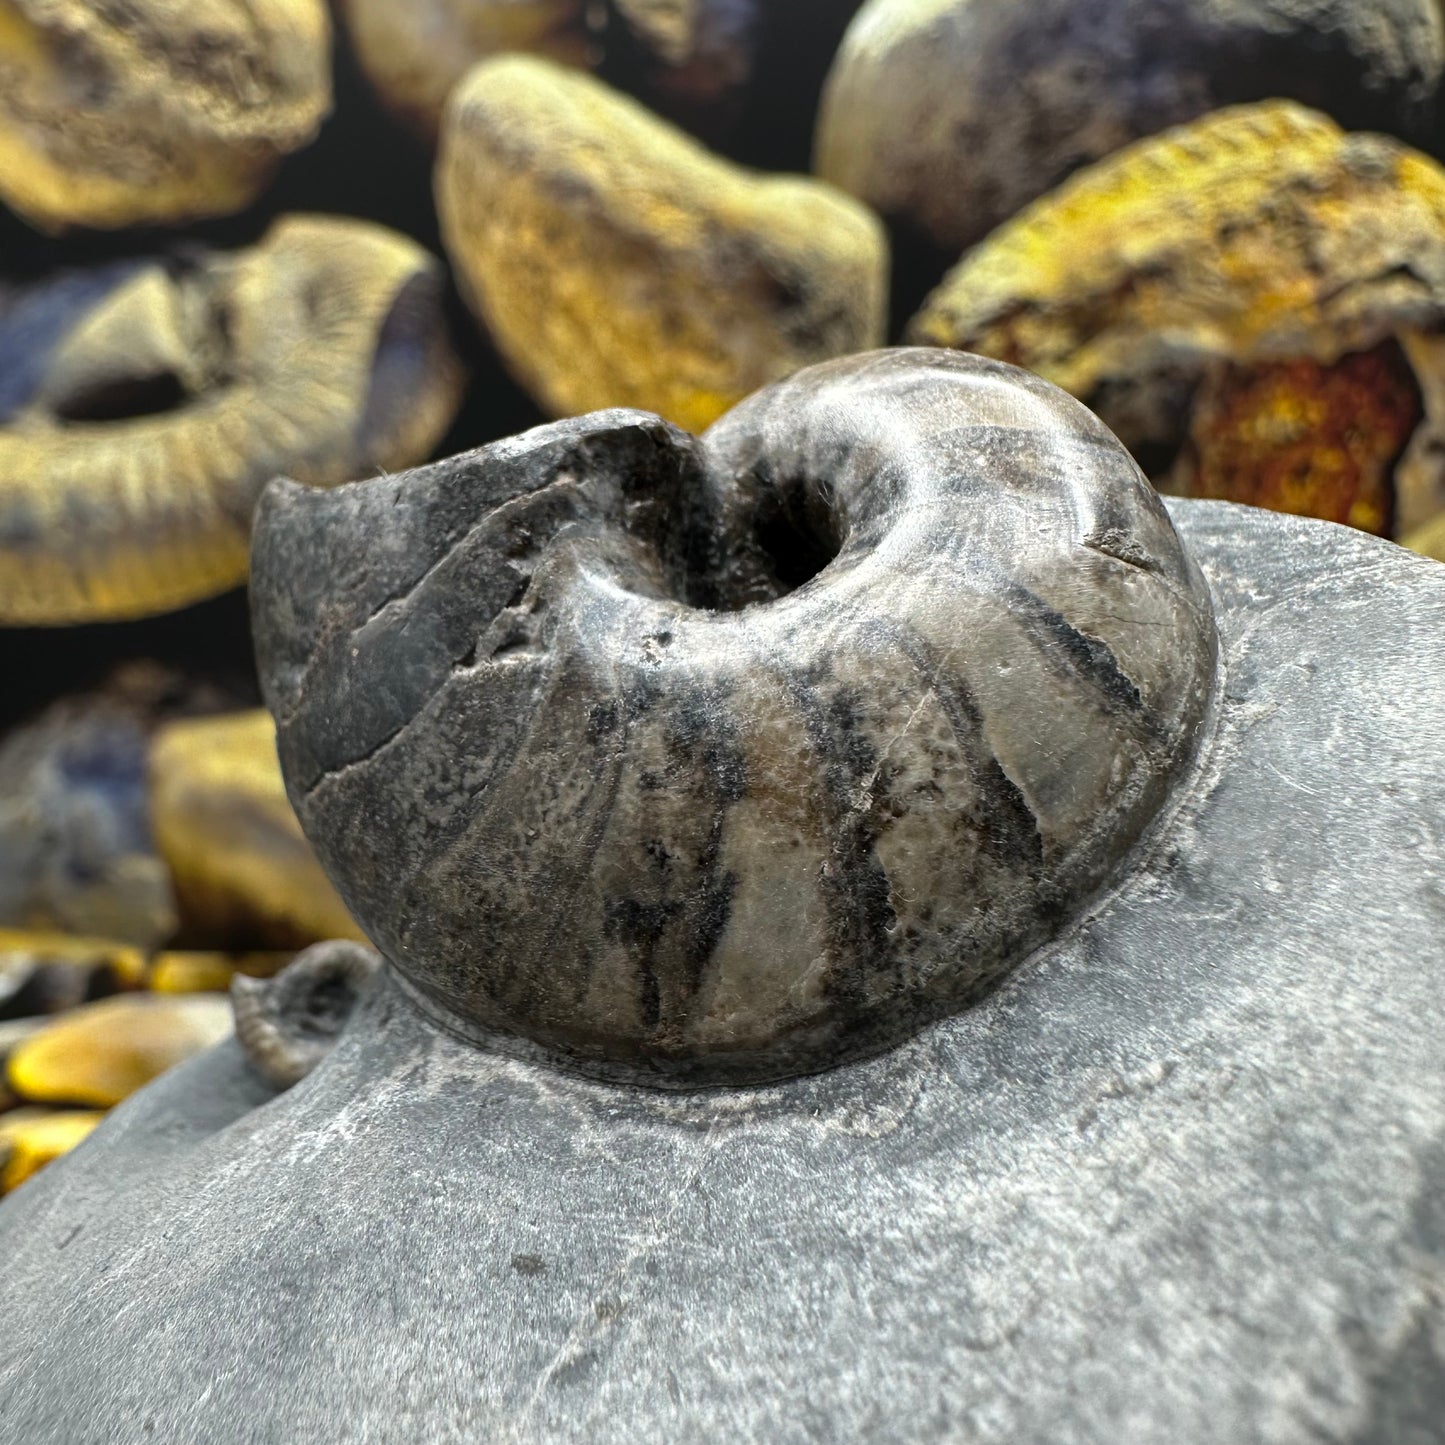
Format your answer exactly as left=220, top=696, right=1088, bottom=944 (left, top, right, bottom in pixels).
left=147, top=951, right=293, bottom=995
left=148, top=711, right=365, bottom=950
left=252, top=349, right=1217, bottom=1080
left=5, top=993, right=232, bottom=1108
left=0, top=0, right=332, bottom=232
left=436, top=54, right=886, bottom=432
left=0, top=216, right=464, bottom=625
left=909, top=103, right=1445, bottom=539
left=231, top=940, right=381, bottom=1089
left=816, top=0, right=1445, bottom=255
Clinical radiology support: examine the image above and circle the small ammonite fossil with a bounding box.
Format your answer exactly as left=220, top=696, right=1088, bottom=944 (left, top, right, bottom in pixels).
left=0, top=0, right=331, bottom=232
left=0, top=216, right=465, bottom=626
left=815, top=0, right=1444, bottom=256
left=909, top=102, right=1445, bottom=543
left=436, top=53, right=886, bottom=433
left=252, top=348, right=1218, bottom=1084
left=231, top=941, right=382, bottom=1090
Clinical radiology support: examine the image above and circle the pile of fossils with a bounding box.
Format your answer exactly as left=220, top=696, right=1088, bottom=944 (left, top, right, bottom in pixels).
left=3, top=0, right=1445, bottom=1189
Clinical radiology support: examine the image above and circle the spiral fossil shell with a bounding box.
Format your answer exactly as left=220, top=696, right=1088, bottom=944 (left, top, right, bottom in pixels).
left=816, top=0, right=1444, bottom=255
left=0, top=215, right=464, bottom=626
left=252, top=349, right=1217, bottom=1082
left=435, top=53, right=886, bottom=433
left=0, top=0, right=331, bottom=232
left=909, top=102, right=1445, bottom=541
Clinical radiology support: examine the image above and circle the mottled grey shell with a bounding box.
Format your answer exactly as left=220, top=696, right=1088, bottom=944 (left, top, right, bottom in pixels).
left=251, top=349, right=1218, bottom=1083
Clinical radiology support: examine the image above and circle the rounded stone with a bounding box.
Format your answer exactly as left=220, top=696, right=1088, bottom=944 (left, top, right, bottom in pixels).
left=815, top=0, right=1445, bottom=254
left=435, top=53, right=887, bottom=433
left=251, top=348, right=1217, bottom=1083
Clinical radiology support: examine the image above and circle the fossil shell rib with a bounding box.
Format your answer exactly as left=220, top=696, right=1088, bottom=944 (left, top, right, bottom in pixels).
left=231, top=940, right=381, bottom=1090
left=908, top=102, right=1445, bottom=538
left=435, top=53, right=886, bottom=433
left=0, top=0, right=332, bottom=232
left=252, top=348, right=1217, bottom=1083
left=0, top=216, right=465, bottom=626
left=816, top=0, right=1445, bottom=255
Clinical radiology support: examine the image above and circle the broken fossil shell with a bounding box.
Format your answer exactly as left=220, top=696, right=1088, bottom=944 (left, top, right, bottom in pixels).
left=231, top=940, right=381, bottom=1090
left=0, top=0, right=331, bottom=232
left=908, top=102, right=1445, bottom=538
left=5, top=993, right=233, bottom=1109
left=0, top=215, right=465, bottom=625
left=148, top=710, right=365, bottom=950
left=435, top=54, right=886, bottom=432
left=816, top=0, right=1445, bottom=256
left=252, top=348, right=1218, bottom=1083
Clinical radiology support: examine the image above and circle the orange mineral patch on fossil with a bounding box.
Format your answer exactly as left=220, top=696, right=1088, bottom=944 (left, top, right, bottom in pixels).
left=1178, top=343, right=1423, bottom=535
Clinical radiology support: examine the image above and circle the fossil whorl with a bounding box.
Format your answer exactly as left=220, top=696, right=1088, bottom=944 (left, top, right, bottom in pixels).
left=252, top=349, right=1218, bottom=1082
left=0, top=216, right=464, bottom=626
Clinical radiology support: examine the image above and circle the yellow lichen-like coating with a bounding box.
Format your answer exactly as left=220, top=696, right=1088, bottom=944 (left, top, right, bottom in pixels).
left=0, top=216, right=465, bottom=626
left=910, top=103, right=1445, bottom=392
left=340, top=0, right=593, bottom=136
left=6, top=993, right=232, bottom=1108
left=0, top=1108, right=103, bottom=1194
left=148, top=710, right=366, bottom=950
left=0, top=0, right=331, bottom=231
left=437, top=54, right=887, bottom=433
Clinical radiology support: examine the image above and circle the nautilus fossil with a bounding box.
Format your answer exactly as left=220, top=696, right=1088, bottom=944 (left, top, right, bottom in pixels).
left=0, top=0, right=331, bottom=231
left=436, top=54, right=886, bottom=433
left=816, top=0, right=1444, bottom=254
left=910, top=102, right=1445, bottom=542
left=253, top=348, right=1217, bottom=1080
left=0, top=215, right=464, bottom=626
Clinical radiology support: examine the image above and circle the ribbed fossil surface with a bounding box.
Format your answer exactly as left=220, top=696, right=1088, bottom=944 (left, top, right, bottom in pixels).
left=252, top=348, right=1217, bottom=1082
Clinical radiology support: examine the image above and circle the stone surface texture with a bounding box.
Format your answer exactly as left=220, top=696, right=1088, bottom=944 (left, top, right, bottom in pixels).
left=252, top=350, right=1217, bottom=1081
left=816, top=0, right=1445, bottom=253
left=436, top=54, right=886, bottom=432
left=0, top=497, right=1441, bottom=1442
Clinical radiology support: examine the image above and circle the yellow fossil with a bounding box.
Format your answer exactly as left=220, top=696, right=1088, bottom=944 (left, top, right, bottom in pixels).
left=0, top=0, right=331, bottom=231
left=0, top=215, right=465, bottom=625
left=148, top=710, right=366, bottom=951
left=909, top=102, right=1445, bottom=539
left=436, top=54, right=887, bottom=433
